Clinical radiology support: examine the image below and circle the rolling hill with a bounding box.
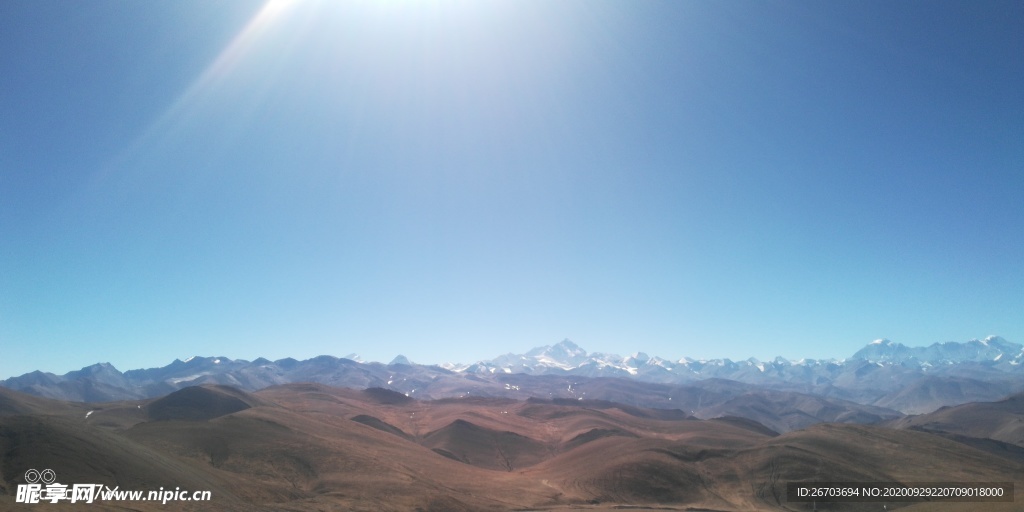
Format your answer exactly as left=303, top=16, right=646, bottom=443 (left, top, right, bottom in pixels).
left=0, top=384, right=1020, bottom=511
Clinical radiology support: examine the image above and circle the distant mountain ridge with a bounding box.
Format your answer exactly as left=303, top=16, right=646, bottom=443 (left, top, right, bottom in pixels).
left=851, top=336, right=1023, bottom=364
left=464, top=336, right=1023, bottom=375
left=3, top=337, right=1023, bottom=417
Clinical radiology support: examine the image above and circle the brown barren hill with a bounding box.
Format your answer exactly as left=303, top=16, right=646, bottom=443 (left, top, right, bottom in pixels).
left=0, top=387, right=88, bottom=417
left=0, top=414, right=247, bottom=510
left=888, top=391, right=1024, bottom=447
left=421, top=418, right=549, bottom=471
left=0, top=383, right=1021, bottom=511
left=145, top=384, right=270, bottom=421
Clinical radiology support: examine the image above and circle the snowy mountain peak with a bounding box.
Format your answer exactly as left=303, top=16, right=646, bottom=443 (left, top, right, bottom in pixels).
left=525, top=339, right=589, bottom=368
left=551, top=338, right=585, bottom=355
left=389, top=355, right=412, bottom=366
left=975, top=335, right=1016, bottom=351
left=628, top=352, right=651, bottom=363
left=175, top=356, right=232, bottom=366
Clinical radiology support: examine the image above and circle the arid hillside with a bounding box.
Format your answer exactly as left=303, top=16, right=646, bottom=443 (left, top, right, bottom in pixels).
left=1, top=384, right=1021, bottom=511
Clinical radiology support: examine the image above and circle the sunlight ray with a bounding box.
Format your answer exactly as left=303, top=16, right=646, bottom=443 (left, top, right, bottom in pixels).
left=105, top=0, right=300, bottom=176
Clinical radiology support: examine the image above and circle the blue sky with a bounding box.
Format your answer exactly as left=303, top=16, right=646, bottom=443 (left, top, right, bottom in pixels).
left=2, top=0, right=1022, bottom=379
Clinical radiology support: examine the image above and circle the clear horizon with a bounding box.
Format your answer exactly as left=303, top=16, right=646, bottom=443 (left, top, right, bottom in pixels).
left=2, top=1, right=1022, bottom=380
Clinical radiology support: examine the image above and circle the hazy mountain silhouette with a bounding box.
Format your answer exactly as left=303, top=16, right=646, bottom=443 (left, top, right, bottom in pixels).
left=3, top=337, right=1023, bottom=430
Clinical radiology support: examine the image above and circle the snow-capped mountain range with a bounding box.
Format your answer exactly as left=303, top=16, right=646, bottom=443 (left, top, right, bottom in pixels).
left=3, top=337, right=1023, bottom=416
left=452, top=336, right=1023, bottom=380
left=851, top=336, right=1023, bottom=364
